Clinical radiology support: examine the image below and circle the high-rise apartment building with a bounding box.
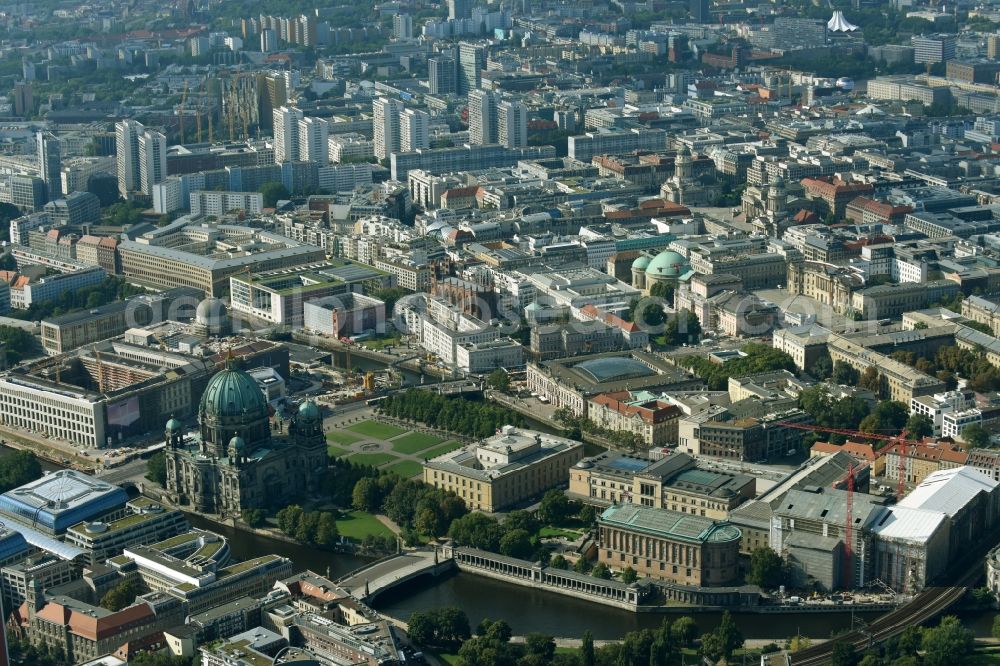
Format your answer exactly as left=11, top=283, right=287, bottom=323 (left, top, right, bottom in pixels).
left=298, top=116, right=329, bottom=165
left=373, top=97, right=404, bottom=160
left=429, top=57, right=457, bottom=95
left=36, top=131, right=62, bottom=202
left=690, top=0, right=710, bottom=23
left=497, top=99, right=528, bottom=148
left=394, top=14, right=414, bottom=39
left=458, top=42, right=488, bottom=95
left=400, top=109, right=430, bottom=152
left=138, top=130, right=167, bottom=195
left=468, top=89, right=497, bottom=145
left=12, top=81, right=32, bottom=117
left=449, top=0, right=472, bottom=20
left=115, top=120, right=143, bottom=197
left=273, top=105, right=304, bottom=162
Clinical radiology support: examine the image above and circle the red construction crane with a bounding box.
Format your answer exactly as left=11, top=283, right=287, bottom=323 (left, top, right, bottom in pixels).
left=775, top=421, right=910, bottom=591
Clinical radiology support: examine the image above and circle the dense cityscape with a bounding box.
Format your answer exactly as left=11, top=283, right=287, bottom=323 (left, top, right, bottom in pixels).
left=3, top=0, right=1000, bottom=663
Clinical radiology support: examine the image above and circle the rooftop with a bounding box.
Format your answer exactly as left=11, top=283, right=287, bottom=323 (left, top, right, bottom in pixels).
left=599, top=503, right=741, bottom=544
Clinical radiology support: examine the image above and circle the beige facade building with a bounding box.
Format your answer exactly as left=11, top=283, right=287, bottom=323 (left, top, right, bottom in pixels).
left=568, top=450, right=754, bottom=519
left=586, top=392, right=682, bottom=446
left=597, top=503, right=742, bottom=585
left=423, top=426, right=584, bottom=512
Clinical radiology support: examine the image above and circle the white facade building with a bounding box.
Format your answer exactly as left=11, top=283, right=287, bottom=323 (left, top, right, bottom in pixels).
left=373, top=97, right=404, bottom=160
left=273, top=106, right=305, bottom=163
left=189, top=191, right=264, bottom=216
left=399, top=108, right=430, bottom=153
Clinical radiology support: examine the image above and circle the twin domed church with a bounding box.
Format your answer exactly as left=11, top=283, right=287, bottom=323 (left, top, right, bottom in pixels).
left=163, top=358, right=327, bottom=516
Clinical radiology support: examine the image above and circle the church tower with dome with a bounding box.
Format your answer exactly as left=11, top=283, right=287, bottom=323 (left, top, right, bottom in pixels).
left=163, top=358, right=327, bottom=516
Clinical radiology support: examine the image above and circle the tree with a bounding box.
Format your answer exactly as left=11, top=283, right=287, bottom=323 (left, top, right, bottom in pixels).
left=897, top=625, right=923, bottom=656
left=574, top=557, right=592, bottom=574
left=905, top=414, right=933, bottom=440
left=498, top=528, right=533, bottom=559
left=581, top=630, right=595, bottom=666
left=145, top=451, right=167, bottom=486
left=832, top=362, right=860, bottom=385
left=0, top=325, right=38, bottom=364
left=352, top=477, right=383, bottom=512
left=315, top=512, right=339, bottom=546
left=621, top=566, right=638, bottom=583
left=831, top=641, right=857, bottom=666
left=671, top=616, right=697, bottom=647
left=549, top=553, right=568, bottom=569
left=448, top=512, right=502, bottom=552
left=921, top=616, right=973, bottom=666
left=992, top=613, right=1000, bottom=641
left=243, top=508, right=265, bottom=527
left=100, top=579, right=139, bottom=612
left=663, top=309, right=701, bottom=345
left=486, top=369, right=511, bottom=393
left=859, top=366, right=882, bottom=394
left=810, top=354, right=833, bottom=380
left=591, top=562, right=612, bottom=579
left=961, top=423, right=990, bottom=448
left=538, top=489, right=572, bottom=525
left=746, top=547, right=785, bottom=588
left=87, top=174, right=120, bottom=207
left=259, top=181, right=291, bottom=207
left=407, top=607, right=471, bottom=648
left=0, top=450, right=43, bottom=493
left=701, top=611, right=743, bottom=662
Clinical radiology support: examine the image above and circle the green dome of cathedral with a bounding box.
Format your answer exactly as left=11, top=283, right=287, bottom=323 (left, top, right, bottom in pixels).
left=166, top=418, right=183, bottom=432
left=298, top=401, right=321, bottom=421
left=200, top=366, right=268, bottom=420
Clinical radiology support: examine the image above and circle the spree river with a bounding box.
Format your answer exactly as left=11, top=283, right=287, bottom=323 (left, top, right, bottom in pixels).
left=181, top=512, right=996, bottom=640
left=5, top=441, right=997, bottom=640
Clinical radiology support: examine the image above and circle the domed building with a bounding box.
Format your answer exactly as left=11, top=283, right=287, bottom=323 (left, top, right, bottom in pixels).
left=632, top=249, right=690, bottom=294
left=192, top=297, right=230, bottom=337
left=164, top=358, right=327, bottom=516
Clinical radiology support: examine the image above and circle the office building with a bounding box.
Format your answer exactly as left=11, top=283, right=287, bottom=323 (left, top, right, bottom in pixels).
left=458, top=42, right=487, bottom=95
left=424, top=425, right=584, bottom=511
left=989, top=35, right=1000, bottom=60
left=302, top=293, right=387, bottom=337
left=328, top=134, right=375, bottom=163
left=373, top=97, right=404, bottom=160
left=273, top=106, right=304, bottom=163
left=399, top=108, right=430, bottom=153
left=43, top=191, right=99, bottom=226
left=912, top=34, right=957, bottom=64
left=0, top=470, right=128, bottom=535
left=497, top=99, right=527, bottom=148
left=468, top=89, right=497, bottom=144
left=36, top=131, right=62, bottom=202
left=429, top=57, right=456, bottom=95
left=138, top=130, right=167, bottom=195
left=115, top=120, right=142, bottom=197
left=65, top=497, right=189, bottom=566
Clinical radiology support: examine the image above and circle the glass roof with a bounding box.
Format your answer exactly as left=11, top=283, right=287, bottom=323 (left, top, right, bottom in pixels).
left=574, top=357, right=655, bottom=384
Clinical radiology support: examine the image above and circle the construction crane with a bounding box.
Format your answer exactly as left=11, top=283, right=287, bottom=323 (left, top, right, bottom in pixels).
left=775, top=421, right=910, bottom=591
left=178, top=82, right=189, bottom=145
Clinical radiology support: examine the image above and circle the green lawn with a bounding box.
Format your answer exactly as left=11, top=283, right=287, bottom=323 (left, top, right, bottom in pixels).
left=539, top=526, right=584, bottom=539
left=348, top=452, right=397, bottom=467
left=362, top=335, right=402, bottom=350
left=346, top=420, right=407, bottom=439
left=386, top=460, right=424, bottom=479
left=335, top=510, right=395, bottom=540
left=430, top=653, right=461, bottom=666
left=327, top=445, right=351, bottom=458
left=422, top=440, right=464, bottom=460
left=968, top=653, right=1000, bottom=665
left=326, top=431, right=363, bottom=445
left=391, top=431, right=443, bottom=454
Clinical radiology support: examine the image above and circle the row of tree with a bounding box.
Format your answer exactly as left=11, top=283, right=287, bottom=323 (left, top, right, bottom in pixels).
left=375, top=390, right=524, bottom=439
left=553, top=408, right=646, bottom=452
left=275, top=505, right=339, bottom=547
left=11, top=276, right=145, bottom=322
left=0, top=450, right=42, bottom=493
left=889, top=344, right=1000, bottom=394
left=352, top=472, right=468, bottom=543
left=676, top=343, right=796, bottom=390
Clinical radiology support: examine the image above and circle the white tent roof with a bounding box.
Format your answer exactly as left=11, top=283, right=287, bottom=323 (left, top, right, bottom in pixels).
left=828, top=10, right=859, bottom=32
left=869, top=505, right=948, bottom=543
left=897, top=466, right=998, bottom=517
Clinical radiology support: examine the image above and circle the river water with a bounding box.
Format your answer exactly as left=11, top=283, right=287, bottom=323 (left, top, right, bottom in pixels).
left=5, top=432, right=997, bottom=640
